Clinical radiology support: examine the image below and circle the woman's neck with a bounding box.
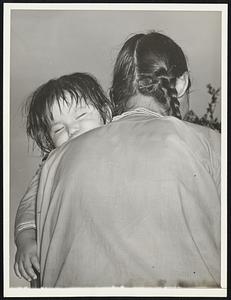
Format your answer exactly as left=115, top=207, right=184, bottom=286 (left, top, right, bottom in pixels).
left=126, top=94, right=168, bottom=116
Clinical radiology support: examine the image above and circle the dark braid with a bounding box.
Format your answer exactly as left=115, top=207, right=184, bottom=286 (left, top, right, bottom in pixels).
left=137, top=68, right=182, bottom=119
left=155, top=71, right=181, bottom=119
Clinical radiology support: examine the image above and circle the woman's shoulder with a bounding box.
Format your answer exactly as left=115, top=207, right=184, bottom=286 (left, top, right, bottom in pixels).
left=183, top=120, right=221, bottom=156
left=183, top=120, right=220, bottom=137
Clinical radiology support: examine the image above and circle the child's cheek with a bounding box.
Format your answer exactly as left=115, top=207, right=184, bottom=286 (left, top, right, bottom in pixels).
left=53, top=132, right=69, bottom=148
left=84, top=119, right=102, bottom=132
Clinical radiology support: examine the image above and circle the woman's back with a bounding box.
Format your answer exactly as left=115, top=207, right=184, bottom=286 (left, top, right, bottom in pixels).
left=38, top=112, right=220, bottom=287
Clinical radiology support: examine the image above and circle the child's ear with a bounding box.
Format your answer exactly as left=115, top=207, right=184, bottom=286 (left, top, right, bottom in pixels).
left=175, top=71, right=189, bottom=98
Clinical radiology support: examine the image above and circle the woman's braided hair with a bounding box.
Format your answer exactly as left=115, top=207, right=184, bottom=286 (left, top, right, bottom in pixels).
left=110, top=31, right=190, bottom=118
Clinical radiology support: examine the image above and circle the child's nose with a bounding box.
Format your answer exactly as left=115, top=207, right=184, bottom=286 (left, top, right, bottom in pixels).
left=68, top=125, right=80, bottom=136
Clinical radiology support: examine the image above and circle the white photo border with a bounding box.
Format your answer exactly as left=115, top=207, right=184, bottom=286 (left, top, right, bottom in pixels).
left=3, top=2, right=228, bottom=298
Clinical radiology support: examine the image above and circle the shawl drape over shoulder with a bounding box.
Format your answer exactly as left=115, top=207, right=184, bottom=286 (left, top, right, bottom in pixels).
left=36, top=113, right=221, bottom=287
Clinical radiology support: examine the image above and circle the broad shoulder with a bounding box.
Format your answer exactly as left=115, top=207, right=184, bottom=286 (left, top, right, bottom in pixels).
left=183, top=120, right=221, bottom=156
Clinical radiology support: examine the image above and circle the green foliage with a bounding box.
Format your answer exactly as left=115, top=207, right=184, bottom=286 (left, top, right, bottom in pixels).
left=184, top=84, right=221, bottom=132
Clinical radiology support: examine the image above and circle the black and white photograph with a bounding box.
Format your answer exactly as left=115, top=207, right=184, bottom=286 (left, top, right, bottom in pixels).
left=3, top=3, right=227, bottom=297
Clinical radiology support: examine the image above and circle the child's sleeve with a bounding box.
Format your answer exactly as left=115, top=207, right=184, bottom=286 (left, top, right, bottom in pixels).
left=14, top=160, right=44, bottom=242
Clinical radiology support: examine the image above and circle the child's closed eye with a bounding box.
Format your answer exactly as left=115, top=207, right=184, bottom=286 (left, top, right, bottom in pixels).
left=54, top=126, right=65, bottom=134
left=75, top=113, right=87, bottom=120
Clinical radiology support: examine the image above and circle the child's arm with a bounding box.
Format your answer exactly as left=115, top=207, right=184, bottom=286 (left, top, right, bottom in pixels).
left=14, top=155, right=48, bottom=239
left=14, top=167, right=40, bottom=240
left=14, top=159, right=46, bottom=281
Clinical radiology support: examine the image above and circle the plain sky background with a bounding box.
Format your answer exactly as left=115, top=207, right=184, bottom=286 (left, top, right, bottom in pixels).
left=9, top=9, right=221, bottom=287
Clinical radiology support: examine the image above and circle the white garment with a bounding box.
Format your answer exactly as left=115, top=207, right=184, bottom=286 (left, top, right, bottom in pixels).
left=36, top=110, right=221, bottom=287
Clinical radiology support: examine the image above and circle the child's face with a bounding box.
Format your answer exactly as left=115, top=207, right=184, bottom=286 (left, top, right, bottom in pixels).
left=50, top=94, right=103, bottom=148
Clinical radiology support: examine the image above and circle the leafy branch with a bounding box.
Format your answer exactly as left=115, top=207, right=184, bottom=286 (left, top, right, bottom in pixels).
left=184, top=84, right=221, bottom=132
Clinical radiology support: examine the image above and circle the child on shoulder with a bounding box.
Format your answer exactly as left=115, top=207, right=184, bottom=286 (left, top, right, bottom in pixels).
left=14, top=72, right=112, bottom=283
